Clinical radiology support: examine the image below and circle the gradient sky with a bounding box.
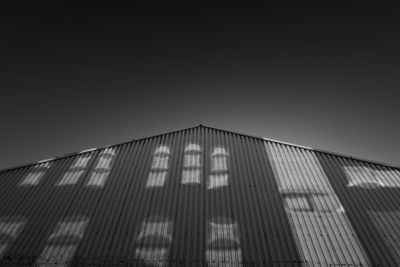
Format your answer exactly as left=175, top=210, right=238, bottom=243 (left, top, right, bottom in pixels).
left=1, top=3, right=399, bottom=169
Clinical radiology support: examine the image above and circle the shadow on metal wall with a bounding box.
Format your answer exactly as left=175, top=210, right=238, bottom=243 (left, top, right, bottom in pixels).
left=317, top=153, right=399, bottom=266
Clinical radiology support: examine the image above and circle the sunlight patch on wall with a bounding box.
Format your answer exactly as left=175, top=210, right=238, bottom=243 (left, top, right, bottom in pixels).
left=147, top=146, right=171, bottom=188
left=19, top=162, right=52, bottom=186
left=0, top=217, right=26, bottom=257
left=181, top=143, right=202, bottom=184
left=36, top=215, right=89, bottom=266
left=266, top=143, right=370, bottom=266
left=205, top=217, right=242, bottom=266
left=135, top=216, right=173, bottom=267
left=345, top=165, right=385, bottom=188
left=344, top=164, right=400, bottom=188
left=58, top=154, right=92, bottom=186
left=86, top=148, right=117, bottom=187
left=208, top=147, right=229, bottom=189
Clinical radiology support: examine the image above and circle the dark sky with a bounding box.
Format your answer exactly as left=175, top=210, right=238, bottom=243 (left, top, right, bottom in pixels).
left=1, top=3, right=399, bottom=169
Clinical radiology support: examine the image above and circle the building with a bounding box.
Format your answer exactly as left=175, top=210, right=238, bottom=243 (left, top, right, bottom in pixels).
left=0, top=125, right=399, bottom=266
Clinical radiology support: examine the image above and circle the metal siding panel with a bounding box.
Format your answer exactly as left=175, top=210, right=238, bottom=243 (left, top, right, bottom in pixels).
left=316, top=152, right=397, bottom=266
left=265, top=148, right=304, bottom=266
left=301, top=149, right=370, bottom=264
left=265, top=142, right=371, bottom=266
left=208, top=131, right=246, bottom=266
left=242, top=138, right=277, bottom=265
left=102, top=141, right=152, bottom=264
left=8, top=158, right=74, bottom=261
left=221, top=134, right=252, bottom=265
left=237, top=136, right=267, bottom=265
left=169, top=129, right=193, bottom=266
left=88, top=144, right=139, bottom=264
left=30, top=152, right=98, bottom=265
left=348, top=160, right=400, bottom=265
left=0, top=168, right=30, bottom=217
left=0, top=125, right=399, bottom=266
left=225, top=133, right=301, bottom=266
left=71, top=146, right=124, bottom=264
left=108, top=142, right=144, bottom=263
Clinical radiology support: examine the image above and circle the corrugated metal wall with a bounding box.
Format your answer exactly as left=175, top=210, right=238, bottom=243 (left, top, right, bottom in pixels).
left=0, top=125, right=399, bottom=266
left=315, top=152, right=400, bottom=266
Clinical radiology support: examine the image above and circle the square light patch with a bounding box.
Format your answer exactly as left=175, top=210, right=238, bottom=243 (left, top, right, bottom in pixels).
left=146, top=171, right=167, bottom=188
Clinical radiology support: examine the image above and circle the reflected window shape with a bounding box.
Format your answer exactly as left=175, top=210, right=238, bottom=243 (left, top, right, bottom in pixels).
left=181, top=143, right=202, bottom=185
left=185, top=143, right=201, bottom=152
left=205, top=249, right=243, bottom=267
left=183, top=154, right=201, bottom=168
left=37, top=245, right=77, bottom=266
left=208, top=174, right=228, bottom=189
left=94, top=155, right=113, bottom=170
left=211, top=147, right=229, bottom=157
left=266, top=145, right=370, bottom=266
left=280, top=188, right=343, bottom=213
left=206, top=217, right=242, bottom=266
left=93, top=147, right=116, bottom=170
left=49, top=219, right=88, bottom=241
left=36, top=216, right=89, bottom=266
left=86, top=148, right=117, bottom=187
left=136, top=219, right=173, bottom=243
left=0, top=217, right=26, bottom=257
left=19, top=162, right=52, bottom=186
left=58, top=171, right=84, bottom=186
left=87, top=172, right=110, bottom=187
left=70, top=154, right=92, bottom=169
left=151, top=156, right=169, bottom=170
left=211, top=156, right=228, bottom=172
left=181, top=169, right=201, bottom=184
left=208, top=218, right=240, bottom=246
left=21, top=173, right=45, bottom=186
left=135, top=216, right=173, bottom=267
left=155, top=146, right=170, bottom=155
left=147, top=145, right=171, bottom=188
left=102, top=147, right=116, bottom=156
left=208, top=147, right=229, bottom=189
left=135, top=248, right=168, bottom=267
left=345, top=166, right=385, bottom=188
left=58, top=154, right=92, bottom=186
left=147, top=172, right=167, bottom=188
left=375, top=168, right=400, bottom=188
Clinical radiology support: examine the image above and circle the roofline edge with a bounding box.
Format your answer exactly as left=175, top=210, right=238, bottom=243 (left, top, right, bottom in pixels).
left=0, top=124, right=398, bottom=173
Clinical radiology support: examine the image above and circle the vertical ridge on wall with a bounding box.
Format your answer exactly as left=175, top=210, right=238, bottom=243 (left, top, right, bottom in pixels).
left=317, top=152, right=400, bottom=266
left=264, top=141, right=371, bottom=266
left=0, top=127, right=302, bottom=265
left=0, top=126, right=399, bottom=266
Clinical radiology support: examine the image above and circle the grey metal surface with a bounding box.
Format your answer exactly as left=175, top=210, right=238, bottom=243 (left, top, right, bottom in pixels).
left=0, top=125, right=398, bottom=266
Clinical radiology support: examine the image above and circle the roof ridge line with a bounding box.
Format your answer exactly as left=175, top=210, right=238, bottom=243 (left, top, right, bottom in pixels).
left=0, top=124, right=398, bottom=173
left=200, top=124, right=400, bottom=170
left=0, top=124, right=203, bottom=173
